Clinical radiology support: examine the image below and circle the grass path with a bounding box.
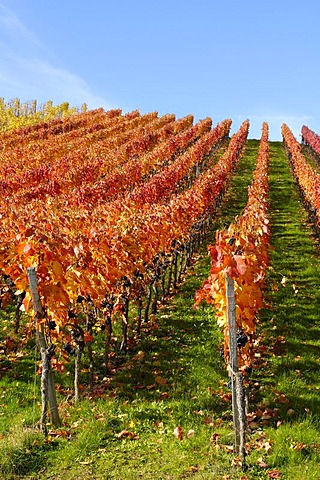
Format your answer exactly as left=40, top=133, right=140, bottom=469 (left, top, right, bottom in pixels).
left=254, top=141, right=320, bottom=479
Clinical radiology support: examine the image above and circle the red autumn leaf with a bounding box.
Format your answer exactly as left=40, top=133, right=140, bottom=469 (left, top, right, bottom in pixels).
left=24, top=227, right=35, bottom=237
left=83, top=333, right=93, bottom=343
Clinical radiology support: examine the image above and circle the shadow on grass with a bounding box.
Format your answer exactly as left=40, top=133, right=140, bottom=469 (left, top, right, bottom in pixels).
left=0, top=426, right=62, bottom=480
left=107, top=261, right=228, bottom=414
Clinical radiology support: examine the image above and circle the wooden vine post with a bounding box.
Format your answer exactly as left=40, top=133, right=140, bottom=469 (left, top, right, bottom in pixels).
left=27, top=267, right=60, bottom=433
left=225, top=273, right=246, bottom=462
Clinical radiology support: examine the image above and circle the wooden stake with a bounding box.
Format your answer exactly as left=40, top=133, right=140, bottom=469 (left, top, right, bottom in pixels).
left=27, top=267, right=60, bottom=431
left=225, top=273, right=246, bottom=462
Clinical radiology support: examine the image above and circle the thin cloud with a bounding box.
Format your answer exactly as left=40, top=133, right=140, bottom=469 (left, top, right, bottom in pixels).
left=0, top=2, right=111, bottom=109
left=17, top=57, right=111, bottom=108
left=0, top=2, right=47, bottom=53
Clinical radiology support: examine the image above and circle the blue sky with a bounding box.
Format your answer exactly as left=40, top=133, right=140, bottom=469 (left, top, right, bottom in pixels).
left=0, top=0, right=319, bottom=140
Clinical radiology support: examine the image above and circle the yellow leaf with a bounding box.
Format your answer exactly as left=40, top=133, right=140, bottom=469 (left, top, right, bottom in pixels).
left=51, top=260, right=65, bottom=279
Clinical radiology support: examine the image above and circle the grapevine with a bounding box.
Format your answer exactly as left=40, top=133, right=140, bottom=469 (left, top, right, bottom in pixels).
left=282, top=123, right=320, bottom=237
left=195, top=122, right=270, bottom=374
left=301, top=124, right=320, bottom=164
left=0, top=110, right=248, bottom=406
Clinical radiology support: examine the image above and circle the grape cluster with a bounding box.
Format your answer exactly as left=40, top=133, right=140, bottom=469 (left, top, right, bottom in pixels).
left=63, top=342, right=75, bottom=356
left=236, top=331, right=248, bottom=348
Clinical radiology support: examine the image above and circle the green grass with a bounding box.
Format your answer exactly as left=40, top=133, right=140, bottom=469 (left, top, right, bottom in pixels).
left=1, top=140, right=320, bottom=479
left=251, top=141, right=320, bottom=478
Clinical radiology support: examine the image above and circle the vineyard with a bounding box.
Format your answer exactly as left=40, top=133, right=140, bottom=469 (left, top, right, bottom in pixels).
left=0, top=101, right=320, bottom=479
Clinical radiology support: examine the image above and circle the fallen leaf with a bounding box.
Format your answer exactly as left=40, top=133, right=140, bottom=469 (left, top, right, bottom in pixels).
left=155, top=376, right=167, bottom=385
left=257, top=456, right=268, bottom=468
left=115, top=430, right=139, bottom=440
left=278, top=393, right=290, bottom=404
left=260, top=440, right=272, bottom=452
left=132, top=351, right=145, bottom=361
left=173, top=426, right=184, bottom=441
left=187, top=466, right=198, bottom=473
left=268, top=470, right=281, bottom=478
left=210, top=433, right=221, bottom=444
left=221, top=444, right=234, bottom=453
left=290, top=442, right=307, bottom=451
left=193, top=409, right=205, bottom=416
left=203, top=416, right=215, bottom=425
left=153, top=421, right=164, bottom=428
left=231, top=456, right=244, bottom=467
left=187, top=429, right=195, bottom=438
left=47, top=429, right=73, bottom=439
left=146, top=384, right=156, bottom=390
left=158, top=391, right=169, bottom=400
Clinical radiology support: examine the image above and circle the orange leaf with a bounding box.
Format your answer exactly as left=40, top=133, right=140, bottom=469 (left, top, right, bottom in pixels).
left=51, top=260, right=65, bottom=279
left=155, top=376, right=167, bottom=385
left=1, top=292, right=12, bottom=308
left=22, top=295, right=32, bottom=313
left=17, top=242, right=27, bottom=256
left=116, top=430, right=139, bottom=440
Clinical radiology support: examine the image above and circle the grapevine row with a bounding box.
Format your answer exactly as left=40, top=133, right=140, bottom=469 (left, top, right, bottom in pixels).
left=282, top=124, right=320, bottom=236
left=0, top=120, right=248, bottom=374
left=128, top=118, right=231, bottom=207
left=0, top=107, right=110, bottom=148
left=0, top=110, right=154, bottom=178
left=70, top=115, right=211, bottom=206
left=0, top=112, right=174, bottom=198
left=195, top=122, right=270, bottom=374
left=301, top=124, right=320, bottom=163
